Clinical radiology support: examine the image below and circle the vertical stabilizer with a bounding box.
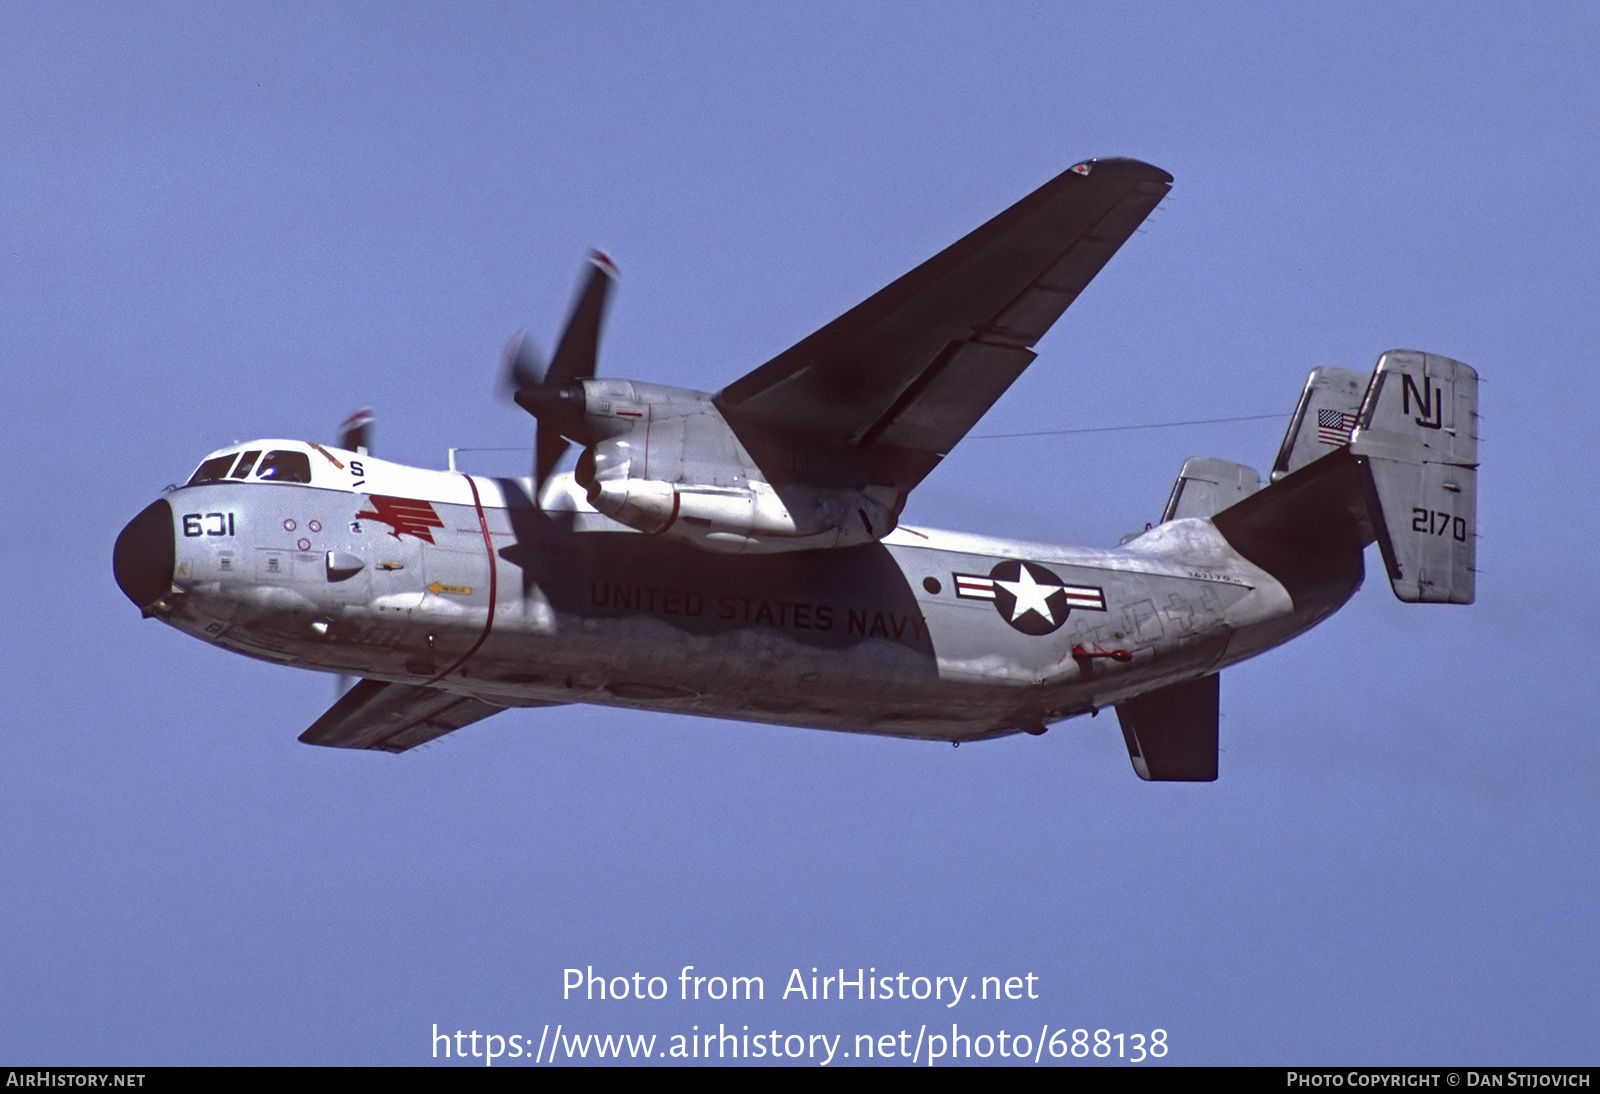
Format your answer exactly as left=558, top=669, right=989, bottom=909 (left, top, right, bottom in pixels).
left=1270, top=366, right=1368, bottom=481
left=1162, top=457, right=1260, bottom=521
left=1349, top=350, right=1478, bottom=604
left=1116, top=674, right=1220, bottom=781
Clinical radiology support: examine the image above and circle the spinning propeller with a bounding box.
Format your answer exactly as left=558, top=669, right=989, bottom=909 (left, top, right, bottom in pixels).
left=337, top=408, right=374, bottom=455
left=500, top=250, right=618, bottom=491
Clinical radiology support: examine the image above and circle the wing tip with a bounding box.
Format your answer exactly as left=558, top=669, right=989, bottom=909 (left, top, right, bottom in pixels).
left=1068, top=157, right=1173, bottom=185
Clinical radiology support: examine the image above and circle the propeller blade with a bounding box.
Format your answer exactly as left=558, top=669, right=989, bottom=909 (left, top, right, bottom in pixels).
left=338, top=408, right=375, bottom=455
left=499, top=330, right=548, bottom=398
left=546, top=249, right=617, bottom=387
left=535, top=425, right=570, bottom=489
left=499, top=332, right=569, bottom=484
left=499, top=250, right=620, bottom=491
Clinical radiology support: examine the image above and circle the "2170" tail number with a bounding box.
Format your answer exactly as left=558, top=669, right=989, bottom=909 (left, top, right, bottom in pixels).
left=1412, top=508, right=1466, bottom=541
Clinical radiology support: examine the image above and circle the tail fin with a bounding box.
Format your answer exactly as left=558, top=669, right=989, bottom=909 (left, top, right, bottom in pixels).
left=1211, top=349, right=1477, bottom=612
left=1120, top=352, right=1475, bottom=785
left=1116, top=673, right=1219, bottom=781
left=1162, top=457, right=1260, bottom=521
left=1269, top=366, right=1368, bottom=480
left=1348, top=350, right=1479, bottom=603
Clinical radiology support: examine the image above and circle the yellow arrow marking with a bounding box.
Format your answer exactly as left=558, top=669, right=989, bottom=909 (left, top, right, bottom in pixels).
left=427, top=581, right=472, bottom=596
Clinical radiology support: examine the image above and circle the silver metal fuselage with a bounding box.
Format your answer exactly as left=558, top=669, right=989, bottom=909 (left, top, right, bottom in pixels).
left=135, top=440, right=1346, bottom=743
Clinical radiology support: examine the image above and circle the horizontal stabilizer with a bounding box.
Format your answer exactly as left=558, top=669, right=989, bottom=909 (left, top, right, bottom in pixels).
left=1270, top=366, right=1368, bottom=481
left=1115, top=673, right=1219, bottom=782
left=1348, top=350, right=1478, bottom=604
left=1162, top=457, right=1260, bottom=521
left=300, top=678, right=509, bottom=753
left=1210, top=446, right=1373, bottom=615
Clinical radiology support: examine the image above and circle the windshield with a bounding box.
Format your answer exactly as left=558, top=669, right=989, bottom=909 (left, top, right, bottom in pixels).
left=256, top=450, right=312, bottom=483
left=185, top=447, right=313, bottom=487
left=186, top=454, right=238, bottom=486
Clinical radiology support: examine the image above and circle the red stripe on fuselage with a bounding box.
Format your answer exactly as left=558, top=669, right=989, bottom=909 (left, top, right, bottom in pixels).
left=424, top=476, right=499, bottom=686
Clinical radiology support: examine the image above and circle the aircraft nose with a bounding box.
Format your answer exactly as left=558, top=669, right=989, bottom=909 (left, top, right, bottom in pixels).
left=113, top=499, right=176, bottom=613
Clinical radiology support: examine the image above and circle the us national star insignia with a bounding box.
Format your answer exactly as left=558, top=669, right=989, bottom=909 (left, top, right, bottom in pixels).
left=952, top=560, right=1108, bottom=636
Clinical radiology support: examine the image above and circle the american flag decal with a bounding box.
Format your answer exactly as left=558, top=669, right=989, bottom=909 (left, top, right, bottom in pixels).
left=1317, top=408, right=1358, bottom=446
left=356, top=496, right=446, bottom=543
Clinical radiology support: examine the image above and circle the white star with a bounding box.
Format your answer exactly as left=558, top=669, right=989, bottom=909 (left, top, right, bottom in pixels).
left=995, top=565, right=1062, bottom=624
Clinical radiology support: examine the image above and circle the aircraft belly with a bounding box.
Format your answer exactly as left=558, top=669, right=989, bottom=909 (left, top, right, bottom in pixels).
left=466, top=617, right=981, bottom=738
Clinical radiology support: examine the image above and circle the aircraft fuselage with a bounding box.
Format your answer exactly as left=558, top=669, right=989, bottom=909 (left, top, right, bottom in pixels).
left=116, top=440, right=1347, bottom=743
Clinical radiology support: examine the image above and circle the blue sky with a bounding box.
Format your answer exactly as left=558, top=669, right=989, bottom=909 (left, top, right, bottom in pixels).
left=3, top=2, right=1597, bottom=1065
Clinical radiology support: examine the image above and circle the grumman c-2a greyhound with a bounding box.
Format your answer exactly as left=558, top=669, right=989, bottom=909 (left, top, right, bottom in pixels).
left=113, top=158, right=1478, bottom=780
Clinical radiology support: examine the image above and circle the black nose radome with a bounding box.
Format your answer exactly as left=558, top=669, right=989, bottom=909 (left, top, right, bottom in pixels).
left=113, top=499, right=175, bottom=612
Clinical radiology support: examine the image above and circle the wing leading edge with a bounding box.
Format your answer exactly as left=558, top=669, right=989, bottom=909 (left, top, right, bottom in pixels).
left=715, top=157, right=1172, bottom=490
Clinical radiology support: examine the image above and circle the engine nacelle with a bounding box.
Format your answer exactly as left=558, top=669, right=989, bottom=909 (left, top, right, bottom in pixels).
left=563, top=379, right=901, bottom=553
left=590, top=477, right=897, bottom=554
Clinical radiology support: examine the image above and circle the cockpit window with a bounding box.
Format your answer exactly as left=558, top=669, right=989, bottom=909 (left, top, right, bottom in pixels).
left=186, top=454, right=238, bottom=486
left=256, top=450, right=312, bottom=484
left=230, top=450, right=261, bottom=478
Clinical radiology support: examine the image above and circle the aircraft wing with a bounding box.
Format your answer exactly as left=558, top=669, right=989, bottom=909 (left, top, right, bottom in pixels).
left=715, top=157, right=1172, bottom=488
left=299, top=678, right=528, bottom=753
